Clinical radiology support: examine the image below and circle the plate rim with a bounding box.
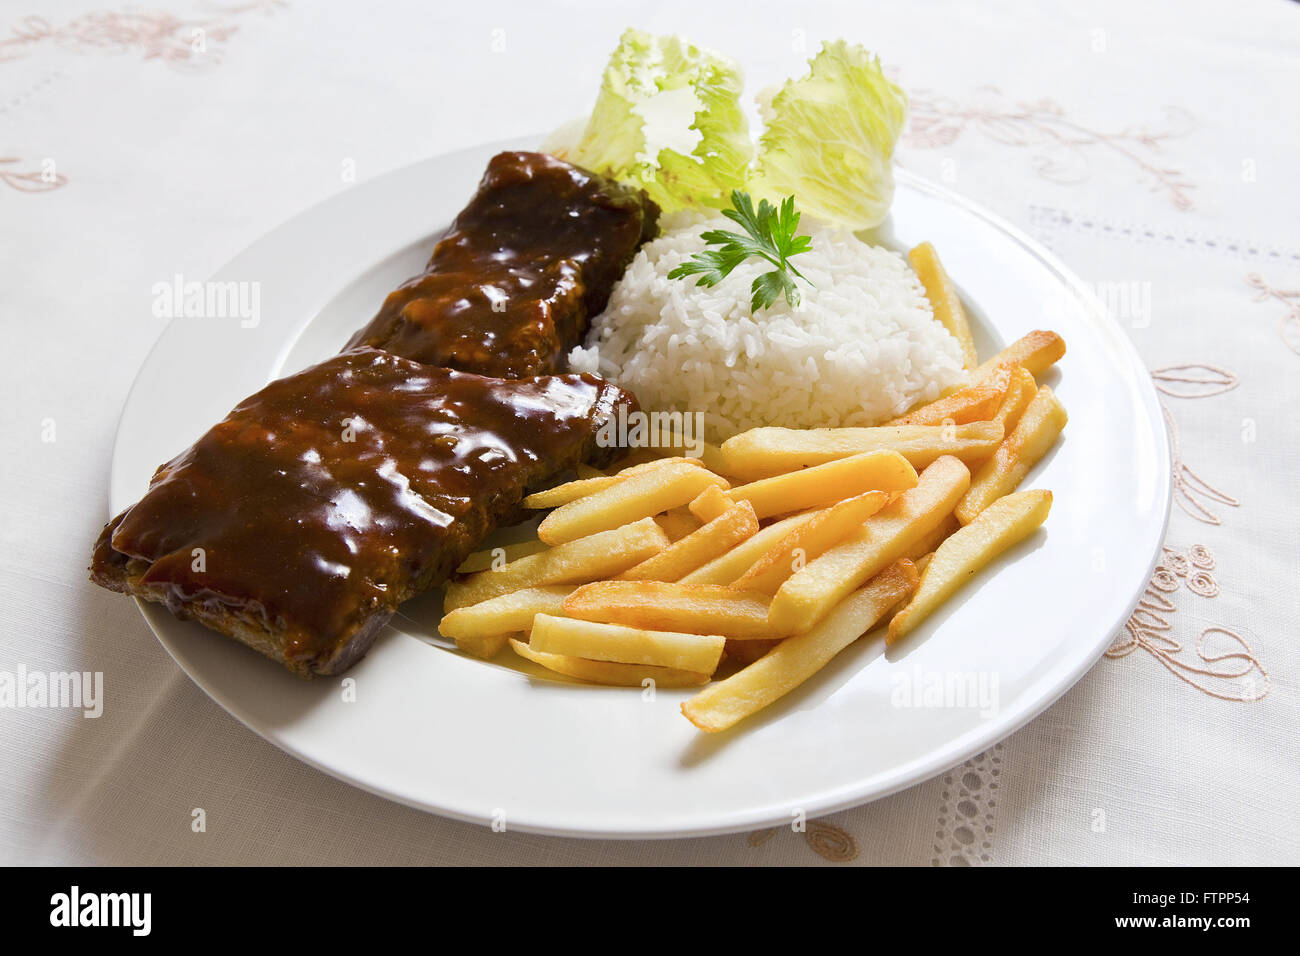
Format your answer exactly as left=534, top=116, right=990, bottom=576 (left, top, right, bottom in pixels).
left=109, top=138, right=1173, bottom=839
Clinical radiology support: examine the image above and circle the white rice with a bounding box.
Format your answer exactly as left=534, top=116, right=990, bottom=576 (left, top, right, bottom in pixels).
left=570, top=212, right=969, bottom=443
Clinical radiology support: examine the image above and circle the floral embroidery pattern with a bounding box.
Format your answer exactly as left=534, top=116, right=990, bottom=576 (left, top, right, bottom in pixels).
left=932, top=745, right=1002, bottom=866
left=0, top=2, right=283, bottom=70
left=903, top=86, right=1196, bottom=210
left=747, top=819, right=859, bottom=863
left=1163, top=404, right=1239, bottom=526
left=1150, top=364, right=1239, bottom=400
left=1150, top=364, right=1241, bottom=526
left=1108, top=545, right=1268, bottom=702
left=0, top=156, right=66, bottom=192
left=1246, top=273, right=1300, bottom=355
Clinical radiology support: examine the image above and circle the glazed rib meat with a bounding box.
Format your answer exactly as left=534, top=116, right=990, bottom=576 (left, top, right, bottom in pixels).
left=346, top=151, right=659, bottom=378
left=91, top=348, right=637, bottom=676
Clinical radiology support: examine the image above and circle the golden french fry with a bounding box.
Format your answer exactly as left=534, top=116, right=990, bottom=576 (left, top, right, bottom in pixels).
left=530, top=614, right=725, bottom=673
left=619, top=502, right=758, bottom=582
left=733, top=491, right=889, bottom=594
left=889, top=490, right=1052, bottom=643
left=912, top=552, right=933, bottom=577
left=972, top=330, right=1065, bottom=382
left=682, top=560, right=918, bottom=732
left=537, top=460, right=727, bottom=545
left=955, top=386, right=1066, bottom=524
left=524, top=457, right=701, bottom=509
left=647, top=426, right=729, bottom=475
left=887, top=365, right=1012, bottom=427
left=768, top=456, right=970, bottom=634
left=901, top=514, right=960, bottom=561
left=607, top=447, right=671, bottom=471
left=444, top=517, right=670, bottom=611
left=523, top=475, right=622, bottom=508
left=564, top=581, right=782, bottom=639
left=688, top=484, right=733, bottom=523
left=508, top=638, right=709, bottom=687
left=910, top=241, right=978, bottom=368
left=717, top=421, right=1003, bottom=480
left=726, top=450, right=917, bottom=519
left=654, top=508, right=701, bottom=542
left=439, top=585, right=574, bottom=641
left=678, top=511, right=821, bottom=586
left=575, top=463, right=606, bottom=479
left=456, top=539, right=549, bottom=574
left=454, top=631, right=511, bottom=660
left=990, top=365, right=1037, bottom=434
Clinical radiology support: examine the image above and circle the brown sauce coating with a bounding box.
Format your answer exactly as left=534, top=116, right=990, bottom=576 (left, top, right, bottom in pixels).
left=346, top=151, right=658, bottom=378
left=93, top=349, right=635, bottom=672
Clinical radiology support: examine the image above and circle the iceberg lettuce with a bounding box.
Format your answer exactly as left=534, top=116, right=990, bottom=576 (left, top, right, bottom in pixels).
left=561, top=33, right=907, bottom=230
left=567, top=29, right=753, bottom=212
left=753, top=41, right=907, bottom=230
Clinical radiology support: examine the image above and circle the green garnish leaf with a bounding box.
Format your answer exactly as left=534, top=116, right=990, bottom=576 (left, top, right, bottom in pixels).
left=668, top=190, right=813, bottom=311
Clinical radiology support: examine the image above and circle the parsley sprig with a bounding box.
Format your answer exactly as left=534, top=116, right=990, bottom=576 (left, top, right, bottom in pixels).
left=668, top=190, right=813, bottom=312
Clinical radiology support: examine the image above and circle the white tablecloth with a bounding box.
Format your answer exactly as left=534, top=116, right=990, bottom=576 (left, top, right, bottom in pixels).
left=3, top=0, right=1297, bottom=865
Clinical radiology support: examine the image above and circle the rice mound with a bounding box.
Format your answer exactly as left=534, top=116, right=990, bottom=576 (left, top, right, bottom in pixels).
left=570, top=212, right=968, bottom=443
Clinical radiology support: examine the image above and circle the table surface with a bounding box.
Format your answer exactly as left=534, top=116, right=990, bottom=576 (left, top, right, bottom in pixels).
left=2, top=0, right=1297, bottom=866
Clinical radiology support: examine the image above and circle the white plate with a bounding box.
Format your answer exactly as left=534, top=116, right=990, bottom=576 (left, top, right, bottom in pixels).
left=109, top=138, right=1170, bottom=839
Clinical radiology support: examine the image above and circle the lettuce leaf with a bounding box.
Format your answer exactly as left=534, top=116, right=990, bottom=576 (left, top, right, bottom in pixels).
left=568, top=29, right=753, bottom=212
left=753, top=41, right=907, bottom=230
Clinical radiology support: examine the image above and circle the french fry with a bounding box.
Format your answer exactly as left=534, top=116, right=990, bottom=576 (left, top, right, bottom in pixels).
left=678, top=510, right=821, bottom=586
left=564, top=581, right=782, bottom=640
left=688, top=484, right=733, bottom=523
left=901, top=513, right=960, bottom=561
left=443, top=517, right=670, bottom=611
left=454, top=632, right=511, bottom=660
left=682, top=560, right=918, bottom=732
left=726, top=450, right=917, bottom=519
left=619, top=501, right=759, bottom=582
left=575, top=463, right=606, bottom=479
left=732, top=491, right=889, bottom=594
left=768, top=456, right=970, bottom=634
left=654, top=508, right=701, bottom=542
left=509, top=638, right=709, bottom=687
left=648, top=426, right=729, bottom=475
left=972, top=330, right=1065, bottom=382
left=606, top=447, right=670, bottom=471
left=537, top=460, right=727, bottom=545
left=612, top=456, right=707, bottom=475
left=910, top=241, right=978, bottom=368
left=530, top=614, right=725, bottom=673
left=523, top=475, right=622, bottom=508
left=523, top=457, right=700, bottom=509
left=990, top=365, right=1037, bottom=434
left=456, top=539, right=549, bottom=574
left=955, top=386, right=1066, bottom=524
left=886, top=365, right=1012, bottom=427
left=439, top=585, right=574, bottom=641
left=889, top=490, right=1052, bottom=644
left=717, top=421, right=1003, bottom=479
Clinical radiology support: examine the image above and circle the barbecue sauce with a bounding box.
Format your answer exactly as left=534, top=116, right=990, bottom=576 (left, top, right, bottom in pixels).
left=346, top=151, right=658, bottom=378
left=100, top=349, right=632, bottom=669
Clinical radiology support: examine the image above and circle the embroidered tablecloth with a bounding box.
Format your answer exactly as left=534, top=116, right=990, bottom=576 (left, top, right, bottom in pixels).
left=3, top=0, right=1296, bottom=865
